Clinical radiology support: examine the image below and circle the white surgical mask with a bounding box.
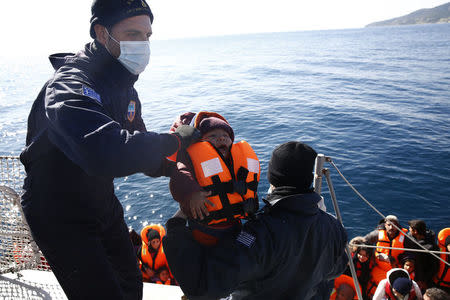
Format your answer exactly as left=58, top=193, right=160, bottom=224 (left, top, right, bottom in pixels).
left=106, top=30, right=150, bottom=75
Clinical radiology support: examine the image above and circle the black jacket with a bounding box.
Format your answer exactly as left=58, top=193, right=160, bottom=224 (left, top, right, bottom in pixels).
left=20, top=41, right=177, bottom=227
left=163, top=187, right=348, bottom=300
left=402, top=229, right=440, bottom=284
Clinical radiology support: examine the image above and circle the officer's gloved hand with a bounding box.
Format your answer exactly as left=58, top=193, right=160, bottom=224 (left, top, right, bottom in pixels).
left=173, top=125, right=201, bottom=149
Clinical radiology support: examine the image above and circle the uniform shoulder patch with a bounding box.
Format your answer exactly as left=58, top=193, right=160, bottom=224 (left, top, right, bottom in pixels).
left=82, top=85, right=101, bottom=103
left=236, top=230, right=256, bottom=248
left=127, top=100, right=136, bottom=122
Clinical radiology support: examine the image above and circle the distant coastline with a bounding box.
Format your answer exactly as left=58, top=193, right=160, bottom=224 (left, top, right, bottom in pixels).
left=366, top=2, right=450, bottom=27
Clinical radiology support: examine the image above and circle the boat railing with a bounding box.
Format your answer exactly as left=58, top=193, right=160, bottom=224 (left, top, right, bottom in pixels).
left=0, top=156, right=51, bottom=275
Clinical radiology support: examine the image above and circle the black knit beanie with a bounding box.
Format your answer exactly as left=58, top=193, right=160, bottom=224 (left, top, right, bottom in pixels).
left=146, top=228, right=160, bottom=242
left=90, top=0, right=154, bottom=38
left=268, top=141, right=317, bottom=190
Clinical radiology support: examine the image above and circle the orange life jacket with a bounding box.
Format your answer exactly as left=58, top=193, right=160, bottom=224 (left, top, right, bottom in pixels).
left=329, top=274, right=360, bottom=300
left=366, top=265, right=389, bottom=299
left=156, top=278, right=171, bottom=285
left=384, top=280, right=417, bottom=300
left=186, top=140, right=260, bottom=225
left=138, top=224, right=169, bottom=281
left=376, top=228, right=408, bottom=266
left=354, top=257, right=375, bottom=278
left=433, top=228, right=450, bottom=288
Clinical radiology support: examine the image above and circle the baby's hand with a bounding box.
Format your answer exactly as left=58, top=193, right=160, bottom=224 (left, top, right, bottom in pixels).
left=190, top=191, right=214, bottom=220
left=145, top=268, right=155, bottom=278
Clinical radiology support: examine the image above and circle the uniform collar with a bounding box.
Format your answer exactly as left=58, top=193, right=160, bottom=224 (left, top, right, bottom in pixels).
left=263, top=187, right=320, bottom=216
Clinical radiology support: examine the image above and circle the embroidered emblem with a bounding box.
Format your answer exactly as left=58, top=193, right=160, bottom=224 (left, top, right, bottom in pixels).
left=236, top=231, right=256, bottom=248
left=127, top=100, right=136, bottom=122
left=82, top=85, right=101, bottom=103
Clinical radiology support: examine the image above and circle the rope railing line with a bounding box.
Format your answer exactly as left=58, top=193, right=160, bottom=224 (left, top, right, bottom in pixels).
left=349, top=243, right=450, bottom=255
left=323, top=156, right=450, bottom=268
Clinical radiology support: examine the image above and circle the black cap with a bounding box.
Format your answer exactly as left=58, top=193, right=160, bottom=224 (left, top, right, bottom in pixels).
left=90, top=0, right=154, bottom=38
left=393, top=277, right=412, bottom=295
left=268, top=141, right=317, bottom=191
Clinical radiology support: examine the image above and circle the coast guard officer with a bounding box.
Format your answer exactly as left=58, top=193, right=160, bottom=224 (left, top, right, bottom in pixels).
left=20, top=0, right=199, bottom=299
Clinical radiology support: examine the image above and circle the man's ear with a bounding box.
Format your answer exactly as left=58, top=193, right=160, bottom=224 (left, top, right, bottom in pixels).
left=94, top=24, right=108, bottom=45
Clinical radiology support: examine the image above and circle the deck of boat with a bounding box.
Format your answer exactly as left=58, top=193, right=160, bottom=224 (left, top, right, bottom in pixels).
left=0, top=269, right=184, bottom=299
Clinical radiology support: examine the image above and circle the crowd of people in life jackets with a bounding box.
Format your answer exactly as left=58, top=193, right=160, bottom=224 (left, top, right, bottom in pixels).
left=330, top=215, right=450, bottom=300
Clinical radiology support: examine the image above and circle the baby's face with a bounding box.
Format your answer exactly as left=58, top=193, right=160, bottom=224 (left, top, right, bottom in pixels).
left=159, top=270, right=170, bottom=281
left=202, top=129, right=232, bottom=159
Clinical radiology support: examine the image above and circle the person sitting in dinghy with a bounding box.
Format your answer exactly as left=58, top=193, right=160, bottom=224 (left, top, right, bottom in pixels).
left=168, top=111, right=260, bottom=246
left=403, top=219, right=439, bottom=291
left=373, top=268, right=423, bottom=300
left=364, top=215, right=408, bottom=271
left=345, top=246, right=376, bottom=300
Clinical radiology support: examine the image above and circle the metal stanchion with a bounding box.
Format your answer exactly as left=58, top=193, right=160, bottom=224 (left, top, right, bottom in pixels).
left=323, top=168, right=363, bottom=300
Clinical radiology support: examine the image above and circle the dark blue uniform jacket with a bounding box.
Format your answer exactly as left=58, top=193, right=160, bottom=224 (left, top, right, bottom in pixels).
left=163, top=188, right=349, bottom=300
left=20, top=41, right=177, bottom=227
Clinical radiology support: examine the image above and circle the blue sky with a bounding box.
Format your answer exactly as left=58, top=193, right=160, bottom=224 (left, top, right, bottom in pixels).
left=2, top=0, right=448, bottom=56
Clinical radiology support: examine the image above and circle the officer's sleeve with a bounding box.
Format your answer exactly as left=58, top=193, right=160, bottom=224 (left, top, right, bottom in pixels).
left=162, top=218, right=264, bottom=299
left=45, top=78, right=178, bottom=177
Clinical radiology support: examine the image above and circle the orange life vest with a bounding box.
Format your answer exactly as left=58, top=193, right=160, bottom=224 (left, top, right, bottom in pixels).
left=138, top=224, right=169, bottom=281
left=329, top=274, right=360, bottom=300
left=366, top=265, right=389, bottom=299
left=186, top=140, right=260, bottom=225
left=376, top=228, right=408, bottom=268
left=156, top=278, right=172, bottom=285
left=433, top=228, right=450, bottom=288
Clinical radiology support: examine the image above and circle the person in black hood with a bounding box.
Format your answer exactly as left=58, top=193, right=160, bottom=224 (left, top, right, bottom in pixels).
left=19, top=0, right=199, bottom=299
left=163, top=141, right=348, bottom=299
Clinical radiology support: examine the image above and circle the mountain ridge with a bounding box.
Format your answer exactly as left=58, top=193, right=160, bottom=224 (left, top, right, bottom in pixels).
left=366, top=2, right=450, bottom=27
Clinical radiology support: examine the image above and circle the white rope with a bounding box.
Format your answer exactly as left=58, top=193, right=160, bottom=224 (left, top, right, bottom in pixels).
left=349, top=243, right=450, bottom=255
left=324, top=157, right=450, bottom=267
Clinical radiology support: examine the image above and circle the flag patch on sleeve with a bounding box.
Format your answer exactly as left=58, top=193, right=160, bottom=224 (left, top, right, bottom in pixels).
left=236, top=231, right=256, bottom=248
left=82, top=85, right=101, bottom=103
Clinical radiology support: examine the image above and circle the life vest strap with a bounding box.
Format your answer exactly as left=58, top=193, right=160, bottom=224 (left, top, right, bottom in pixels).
left=200, top=197, right=258, bottom=224
left=436, top=263, right=450, bottom=285
left=203, top=171, right=258, bottom=197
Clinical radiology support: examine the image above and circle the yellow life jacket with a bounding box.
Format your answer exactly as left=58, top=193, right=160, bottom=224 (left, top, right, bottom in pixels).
left=186, top=140, right=260, bottom=225
left=433, top=228, right=450, bottom=288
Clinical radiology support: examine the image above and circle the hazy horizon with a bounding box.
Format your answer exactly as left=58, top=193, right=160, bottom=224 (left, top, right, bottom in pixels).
left=1, top=0, right=448, bottom=56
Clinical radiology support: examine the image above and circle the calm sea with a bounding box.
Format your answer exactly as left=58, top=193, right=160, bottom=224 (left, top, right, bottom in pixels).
left=0, top=24, right=449, bottom=238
